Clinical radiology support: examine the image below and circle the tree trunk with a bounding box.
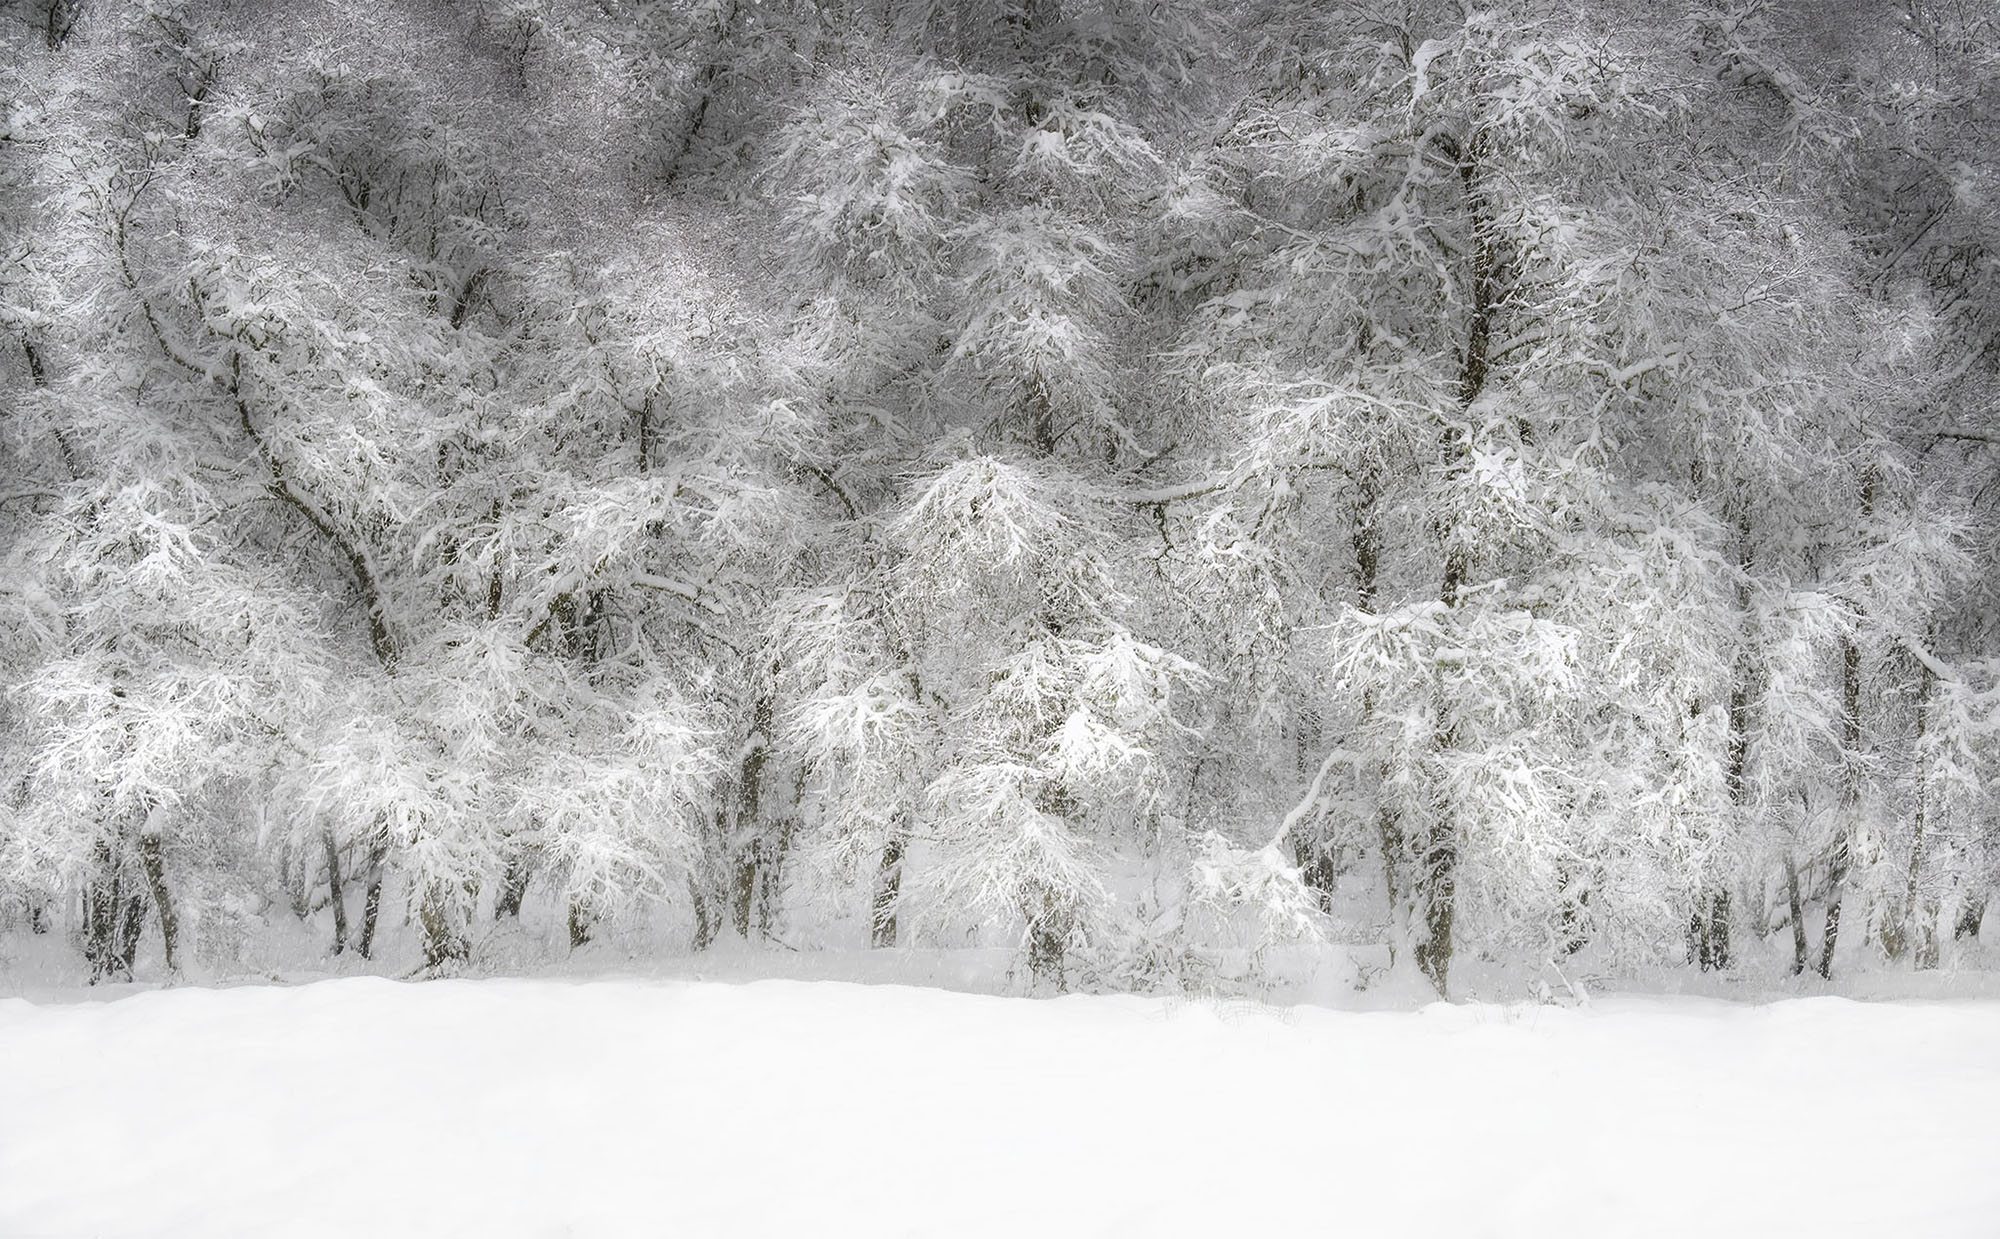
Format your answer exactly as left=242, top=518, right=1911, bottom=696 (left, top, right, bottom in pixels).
left=1353, top=486, right=1406, bottom=953
left=357, top=845, right=386, bottom=961
left=1415, top=446, right=1470, bottom=997
left=81, top=847, right=125, bottom=984
left=1292, top=835, right=1340, bottom=914
left=283, top=835, right=314, bottom=922
left=1955, top=897, right=1986, bottom=941
left=568, top=900, right=592, bottom=949
left=136, top=827, right=180, bottom=977
left=870, top=825, right=906, bottom=949
left=1023, top=884, right=1070, bottom=990
left=1688, top=890, right=1732, bottom=971
left=1820, top=475, right=1876, bottom=980
left=756, top=814, right=797, bottom=939
left=659, top=0, right=741, bottom=187
left=1406, top=134, right=1503, bottom=1000
left=1818, top=634, right=1864, bottom=980
left=1784, top=854, right=1809, bottom=976
left=494, top=852, right=531, bottom=920
left=1817, top=870, right=1847, bottom=979
left=419, top=888, right=469, bottom=970
left=1913, top=904, right=1940, bottom=971
left=1555, top=867, right=1590, bottom=957
left=1693, top=510, right=1759, bottom=974
left=1375, top=803, right=1404, bottom=948
left=42, top=0, right=79, bottom=50
left=1417, top=531, right=1466, bottom=997
left=1290, top=705, right=1339, bottom=911
left=1888, top=658, right=1936, bottom=967
left=689, top=874, right=721, bottom=951
left=115, top=893, right=145, bottom=977
left=1689, top=661, right=1755, bottom=974
left=1411, top=809, right=1458, bottom=997
left=732, top=839, right=762, bottom=940
left=82, top=836, right=144, bottom=984
left=730, top=694, right=775, bottom=940
left=322, top=828, right=348, bottom=955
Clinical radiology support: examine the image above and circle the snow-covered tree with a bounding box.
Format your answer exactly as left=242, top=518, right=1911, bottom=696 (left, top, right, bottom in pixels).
left=5, top=0, right=1999, bottom=997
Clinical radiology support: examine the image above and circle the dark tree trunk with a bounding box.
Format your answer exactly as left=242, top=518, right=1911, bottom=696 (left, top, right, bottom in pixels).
left=1883, top=839, right=1928, bottom=967
left=20, top=332, right=47, bottom=385
left=1887, top=659, right=1936, bottom=968
left=1023, top=886, right=1070, bottom=990
left=1785, top=854, right=1809, bottom=976
left=1289, top=702, right=1338, bottom=910
left=43, top=0, right=79, bottom=49
left=1688, top=890, right=1732, bottom=971
left=1688, top=676, right=1753, bottom=973
left=1024, top=367, right=1057, bottom=456
left=1818, top=634, right=1864, bottom=980
left=1292, top=836, right=1340, bottom=914
left=730, top=695, right=776, bottom=940
left=1025, top=925, right=1066, bottom=987
left=419, top=889, right=469, bottom=970
left=82, top=878, right=122, bottom=983
left=1556, top=868, right=1590, bottom=957
left=494, top=853, right=531, bottom=920
left=659, top=0, right=741, bottom=187
left=1411, top=813, right=1458, bottom=997
left=870, top=827, right=906, bottom=949
left=1374, top=803, right=1404, bottom=938
left=1289, top=704, right=1340, bottom=913
left=1405, top=135, right=1503, bottom=1001
left=1819, top=478, right=1874, bottom=980
left=357, top=845, right=386, bottom=961
left=322, top=828, right=348, bottom=955
left=690, top=779, right=740, bottom=951
left=636, top=392, right=658, bottom=475
left=689, top=874, right=720, bottom=951
left=358, top=879, right=383, bottom=959
left=1955, top=897, right=1986, bottom=941
left=82, top=838, right=136, bottom=983
left=1354, top=487, right=1406, bottom=949
left=756, top=815, right=797, bottom=939
left=1415, top=515, right=1467, bottom=998
left=115, top=893, right=144, bottom=976
left=1697, top=511, right=1759, bottom=974
left=1817, top=893, right=1846, bottom=980
left=731, top=839, right=761, bottom=941
left=284, top=836, right=314, bottom=922
left=136, top=829, right=180, bottom=976
left=1416, top=458, right=1468, bottom=999
left=568, top=900, right=592, bottom=949
left=485, top=500, right=506, bottom=621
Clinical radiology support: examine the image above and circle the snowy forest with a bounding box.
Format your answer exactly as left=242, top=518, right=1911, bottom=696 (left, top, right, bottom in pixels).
left=4, top=0, right=2000, bottom=999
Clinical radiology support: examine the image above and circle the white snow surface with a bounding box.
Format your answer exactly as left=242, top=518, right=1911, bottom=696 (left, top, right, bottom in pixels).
left=3, top=978, right=1997, bottom=1237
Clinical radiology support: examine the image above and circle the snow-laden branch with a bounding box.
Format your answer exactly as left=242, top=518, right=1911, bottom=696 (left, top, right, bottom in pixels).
left=1122, top=476, right=1226, bottom=505
left=1925, top=422, right=2000, bottom=447
left=628, top=573, right=728, bottom=616
left=1268, top=745, right=1358, bottom=851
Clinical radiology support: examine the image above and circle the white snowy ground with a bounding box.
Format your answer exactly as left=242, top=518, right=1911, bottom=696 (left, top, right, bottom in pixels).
left=3, top=980, right=1998, bottom=1238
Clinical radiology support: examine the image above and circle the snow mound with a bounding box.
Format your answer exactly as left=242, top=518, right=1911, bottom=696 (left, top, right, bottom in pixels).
left=2, top=979, right=1996, bottom=1237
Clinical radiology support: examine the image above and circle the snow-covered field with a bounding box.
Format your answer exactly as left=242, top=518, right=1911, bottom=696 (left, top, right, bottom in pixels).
left=3, top=979, right=1997, bottom=1238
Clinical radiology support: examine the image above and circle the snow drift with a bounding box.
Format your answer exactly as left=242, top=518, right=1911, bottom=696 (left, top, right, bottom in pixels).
left=3, top=978, right=1996, bottom=1237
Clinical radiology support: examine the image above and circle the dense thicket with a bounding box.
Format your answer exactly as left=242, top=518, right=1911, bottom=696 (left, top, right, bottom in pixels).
left=4, top=0, right=1998, bottom=994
